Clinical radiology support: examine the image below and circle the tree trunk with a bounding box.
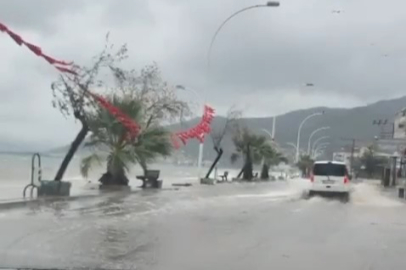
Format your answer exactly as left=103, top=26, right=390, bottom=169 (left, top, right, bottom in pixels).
left=243, top=161, right=253, bottom=180
left=260, top=164, right=269, bottom=180
left=242, top=144, right=253, bottom=180
left=237, top=167, right=244, bottom=179
left=99, top=170, right=129, bottom=186
left=205, top=147, right=223, bottom=179
left=54, top=122, right=88, bottom=181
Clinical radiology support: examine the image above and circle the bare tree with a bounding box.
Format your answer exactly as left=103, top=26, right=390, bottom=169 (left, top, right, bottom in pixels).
left=210, top=106, right=242, bottom=149
left=110, top=63, right=191, bottom=127
left=109, top=63, right=191, bottom=174
left=205, top=106, right=242, bottom=179
left=51, top=38, right=128, bottom=181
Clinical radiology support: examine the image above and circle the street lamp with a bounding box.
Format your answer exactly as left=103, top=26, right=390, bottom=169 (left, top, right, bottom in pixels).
left=286, top=142, right=298, bottom=152
left=175, top=85, right=205, bottom=180
left=271, top=116, right=276, bottom=141
left=307, top=126, right=330, bottom=154
left=175, top=85, right=202, bottom=103
left=311, top=136, right=330, bottom=156
left=262, top=118, right=277, bottom=142
left=266, top=1, right=281, bottom=6
left=207, top=1, right=280, bottom=72
left=295, top=111, right=324, bottom=162
left=261, top=128, right=273, bottom=140
left=313, top=143, right=330, bottom=158
left=313, top=145, right=329, bottom=159
left=262, top=128, right=280, bottom=152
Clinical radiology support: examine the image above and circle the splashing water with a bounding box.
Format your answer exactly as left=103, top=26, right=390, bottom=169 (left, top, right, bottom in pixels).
left=350, top=182, right=403, bottom=207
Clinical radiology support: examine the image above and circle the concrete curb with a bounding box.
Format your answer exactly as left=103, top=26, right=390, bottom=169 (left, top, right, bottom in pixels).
left=0, top=193, right=101, bottom=211
left=0, top=186, right=184, bottom=211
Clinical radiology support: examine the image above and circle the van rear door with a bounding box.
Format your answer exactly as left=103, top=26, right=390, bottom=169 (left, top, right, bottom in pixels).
left=313, top=163, right=348, bottom=186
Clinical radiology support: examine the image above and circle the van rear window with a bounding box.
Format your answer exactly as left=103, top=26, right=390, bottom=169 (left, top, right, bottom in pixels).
left=313, top=163, right=347, bottom=176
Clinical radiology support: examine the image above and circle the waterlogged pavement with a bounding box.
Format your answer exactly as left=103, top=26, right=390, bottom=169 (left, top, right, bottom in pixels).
left=0, top=179, right=405, bottom=270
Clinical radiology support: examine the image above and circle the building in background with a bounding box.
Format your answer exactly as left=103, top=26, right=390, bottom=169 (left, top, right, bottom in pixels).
left=333, top=150, right=362, bottom=168
left=393, top=108, right=406, bottom=139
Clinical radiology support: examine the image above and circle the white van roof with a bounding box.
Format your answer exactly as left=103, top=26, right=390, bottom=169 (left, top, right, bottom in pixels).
left=314, top=160, right=346, bottom=165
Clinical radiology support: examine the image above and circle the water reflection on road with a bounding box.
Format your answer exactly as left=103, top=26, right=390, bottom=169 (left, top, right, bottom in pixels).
left=0, top=180, right=405, bottom=270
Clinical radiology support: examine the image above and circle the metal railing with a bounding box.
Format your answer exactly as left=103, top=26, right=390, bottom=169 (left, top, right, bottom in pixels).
left=23, top=153, right=42, bottom=198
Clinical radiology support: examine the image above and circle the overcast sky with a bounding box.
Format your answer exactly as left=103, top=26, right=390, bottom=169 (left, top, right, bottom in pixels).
left=1, top=0, right=406, bottom=149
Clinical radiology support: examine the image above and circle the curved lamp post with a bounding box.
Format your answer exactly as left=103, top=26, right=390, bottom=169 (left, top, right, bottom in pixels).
left=311, top=136, right=330, bottom=156
left=313, top=146, right=328, bottom=159
left=313, top=143, right=330, bottom=158
left=307, top=126, right=330, bottom=154
left=204, top=1, right=279, bottom=179
left=175, top=85, right=205, bottom=179
left=295, top=111, right=324, bottom=162
left=314, top=143, right=330, bottom=153
left=207, top=1, right=280, bottom=72
left=261, top=128, right=273, bottom=140
left=286, top=142, right=298, bottom=152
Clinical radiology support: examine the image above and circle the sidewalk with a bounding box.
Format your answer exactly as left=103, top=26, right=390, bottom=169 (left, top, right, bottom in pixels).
left=0, top=183, right=103, bottom=210
left=379, top=184, right=406, bottom=202
left=0, top=181, right=184, bottom=210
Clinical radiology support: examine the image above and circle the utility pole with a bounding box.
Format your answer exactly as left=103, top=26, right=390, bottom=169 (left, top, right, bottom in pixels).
left=341, top=137, right=377, bottom=175
left=341, top=137, right=359, bottom=174
left=350, top=139, right=355, bottom=174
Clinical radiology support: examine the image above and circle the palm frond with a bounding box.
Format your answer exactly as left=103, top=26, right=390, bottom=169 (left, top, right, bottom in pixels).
left=84, top=94, right=174, bottom=179
left=80, top=153, right=103, bottom=178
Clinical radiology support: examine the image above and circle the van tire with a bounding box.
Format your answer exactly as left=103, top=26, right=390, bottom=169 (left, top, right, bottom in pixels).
left=341, top=193, right=350, bottom=203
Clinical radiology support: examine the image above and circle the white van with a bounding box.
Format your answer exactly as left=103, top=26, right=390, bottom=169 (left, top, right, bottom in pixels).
left=309, top=160, right=351, bottom=201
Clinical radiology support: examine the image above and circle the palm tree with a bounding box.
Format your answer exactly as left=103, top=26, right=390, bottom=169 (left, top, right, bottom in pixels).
left=80, top=95, right=172, bottom=185
left=231, top=128, right=273, bottom=180
left=297, top=155, right=314, bottom=177
left=260, top=149, right=288, bottom=180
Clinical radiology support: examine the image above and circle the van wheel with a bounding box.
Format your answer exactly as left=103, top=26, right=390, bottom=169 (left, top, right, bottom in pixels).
left=341, top=193, right=350, bottom=203
left=307, top=191, right=314, bottom=199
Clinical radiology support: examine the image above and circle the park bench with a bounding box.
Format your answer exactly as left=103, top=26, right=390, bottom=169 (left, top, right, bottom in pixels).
left=136, top=170, right=162, bottom=189
left=219, top=171, right=229, bottom=182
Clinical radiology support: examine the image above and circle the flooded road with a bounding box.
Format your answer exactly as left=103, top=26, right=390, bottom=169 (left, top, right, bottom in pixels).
left=0, top=179, right=405, bottom=270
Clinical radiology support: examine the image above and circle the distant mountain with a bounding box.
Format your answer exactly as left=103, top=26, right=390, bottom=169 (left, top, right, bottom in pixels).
left=168, top=95, right=406, bottom=163
left=46, top=96, right=406, bottom=164
left=0, top=135, right=51, bottom=154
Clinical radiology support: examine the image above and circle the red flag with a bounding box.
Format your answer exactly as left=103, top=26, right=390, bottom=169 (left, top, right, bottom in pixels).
left=200, top=123, right=210, bottom=133
left=7, top=30, right=23, bottom=45
left=89, top=92, right=140, bottom=140
left=171, top=134, right=181, bottom=149
left=55, top=66, right=77, bottom=75
left=42, top=54, right=72, bottom=66
left=177, top=132, right=187, bottom=145
left=204, top=105, right=215, bottom=114
left=51, top=58, right=73, bottom=66
left=24, top=42, right=42, bottom=56
left=43, top=54, right=57, bottom=64
left=0, top=23, right=7, bottom=32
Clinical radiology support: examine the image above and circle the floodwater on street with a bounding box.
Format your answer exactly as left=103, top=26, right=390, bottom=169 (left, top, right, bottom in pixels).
left=0, top=179, right=405, bottom=270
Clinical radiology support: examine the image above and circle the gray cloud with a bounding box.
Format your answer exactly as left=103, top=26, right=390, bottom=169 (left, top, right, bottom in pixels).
left=0, top=0, right=405, bottom=148
left=0, top=0, right=87, bottom=34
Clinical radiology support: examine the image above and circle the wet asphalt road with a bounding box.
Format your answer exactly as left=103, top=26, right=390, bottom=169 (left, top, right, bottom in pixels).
left=0, top=180, right=405, bottom=270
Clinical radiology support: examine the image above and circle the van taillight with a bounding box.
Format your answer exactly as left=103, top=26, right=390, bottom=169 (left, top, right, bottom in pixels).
left=310, top=174, right=314, bottom=182
left=344, top=176, right=349, bottom=184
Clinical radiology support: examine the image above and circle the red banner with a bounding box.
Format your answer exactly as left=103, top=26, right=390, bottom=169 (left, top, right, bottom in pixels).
left=88, top=93, right=140, bottom=140
left=173, top=105, right=215, bottom=148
